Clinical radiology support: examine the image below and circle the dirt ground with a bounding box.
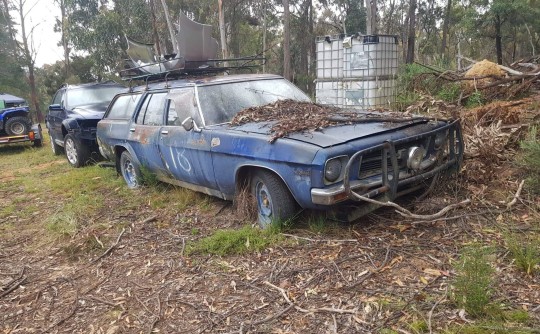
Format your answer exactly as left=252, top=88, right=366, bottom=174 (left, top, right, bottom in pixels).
left=1, top=97, right=539, bottom=333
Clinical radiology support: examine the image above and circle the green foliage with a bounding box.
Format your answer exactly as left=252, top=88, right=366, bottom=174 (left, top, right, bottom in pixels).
left=306, top=214, right=328, bottom=234
left=504, top=232, right=540, bottom=276
left=187, top=225, right=283, bottom=256
left=451, top=244, right=495, bottom=317
left=408, top=320, right=428, bottom=333
left=520, top=127, right=540, bottom=194
left=466, top=92, right=484, bottom=108
left=437, top=83, right=461, bottom=103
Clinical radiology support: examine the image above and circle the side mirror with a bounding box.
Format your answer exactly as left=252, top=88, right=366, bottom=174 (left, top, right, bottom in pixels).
left=49, top=104, right=63, bottom=112
left=181, top=117, right=194, bottom=131
left=181, top=117, right=201, bottom=132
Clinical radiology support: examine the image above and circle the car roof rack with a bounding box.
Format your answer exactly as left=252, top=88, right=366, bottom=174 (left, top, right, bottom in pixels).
left=120, top=55, right=265, bottom=91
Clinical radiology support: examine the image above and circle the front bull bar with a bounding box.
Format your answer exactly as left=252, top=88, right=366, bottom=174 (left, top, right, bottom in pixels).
left=342, top=119, right=463, bottom=207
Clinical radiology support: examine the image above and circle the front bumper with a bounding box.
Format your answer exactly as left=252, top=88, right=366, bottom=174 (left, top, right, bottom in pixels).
left=311, top=119, right=463, bottom=206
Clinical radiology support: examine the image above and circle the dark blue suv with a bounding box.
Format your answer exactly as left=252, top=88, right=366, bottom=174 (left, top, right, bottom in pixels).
left=46, top=82, right=126, bottom=167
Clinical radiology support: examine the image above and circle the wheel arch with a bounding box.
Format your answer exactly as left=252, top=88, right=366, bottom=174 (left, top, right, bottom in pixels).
left=114, top=144, right=141, bottom=174
left=234, top=165, right=300, bottom=206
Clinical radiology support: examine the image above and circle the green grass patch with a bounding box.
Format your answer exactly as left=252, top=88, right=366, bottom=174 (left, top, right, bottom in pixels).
left=187, top=225, right=283, bottom=256
left=504, top=232, right=540, bottom=276
left=520, top=126, right=540, bottom=194
left=443, top=322, right=536, bottom=334
left=45, top=210, right=79, bottom=237
left=451, top=244, right=495, bottom=317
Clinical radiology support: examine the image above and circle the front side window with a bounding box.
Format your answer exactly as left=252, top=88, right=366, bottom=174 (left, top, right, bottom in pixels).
left=136, top=93, right=167, bottom=126
left=105, top=94, right=142, bottom=119
left=197, top=78, right=311, bottom=125
left=66, top=86, right=125, bottom=109
left=52, top=90, right=64, bottom=105
left=165, top=87, right=200, bottom=126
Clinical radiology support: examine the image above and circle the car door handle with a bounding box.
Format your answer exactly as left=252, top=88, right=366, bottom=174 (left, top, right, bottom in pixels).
left=129, top=128, right=135, bottom=132
left=161, top=130, right=169, bottom=135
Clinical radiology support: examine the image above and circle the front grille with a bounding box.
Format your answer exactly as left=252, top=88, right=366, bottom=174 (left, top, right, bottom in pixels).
left=358, top=138, right=430, bottom=180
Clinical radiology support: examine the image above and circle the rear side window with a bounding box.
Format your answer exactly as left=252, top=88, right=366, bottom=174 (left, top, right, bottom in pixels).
left=136, top=93, right=167, bottom=126
left=105, top=94, right=142, bottom=119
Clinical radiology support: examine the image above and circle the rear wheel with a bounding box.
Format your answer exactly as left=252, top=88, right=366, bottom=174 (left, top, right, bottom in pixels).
left=64, top=133, right=89, bottom=168
left=251, top=170, right=297, bottom=228
left=5, top=116, right=30, bottom=136
left=120, top=151, right=142, bottom=189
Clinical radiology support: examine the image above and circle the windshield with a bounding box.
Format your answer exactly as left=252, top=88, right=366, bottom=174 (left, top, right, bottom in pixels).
left=67, top=86, right=125, bottom=109
left=197, top=78, right=311, bottom=125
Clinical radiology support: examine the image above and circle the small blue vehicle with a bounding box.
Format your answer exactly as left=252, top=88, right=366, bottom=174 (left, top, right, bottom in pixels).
left=0, top=93, right=33, bottom=136
left=0, top=93, right=42, bottom=147
left=97, top=74, right=463, bottom=227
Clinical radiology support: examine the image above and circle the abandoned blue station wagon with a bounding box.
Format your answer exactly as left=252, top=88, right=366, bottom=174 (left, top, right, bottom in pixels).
left=96, top=73, right=463, bottom=226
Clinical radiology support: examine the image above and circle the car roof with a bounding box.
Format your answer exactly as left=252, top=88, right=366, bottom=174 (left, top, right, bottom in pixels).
left=62, top=81, right=126, bottom=90
left=0, top=93, right=26, bottom=104
left=130, top=73, right=284, bottom=92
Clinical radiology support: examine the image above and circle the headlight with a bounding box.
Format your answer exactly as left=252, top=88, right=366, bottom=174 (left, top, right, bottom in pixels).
left=324, top=156, right=347, bottom=183
left=407, top=146, right=425, bottom=170
left=434, top=130, right=448, bottom=149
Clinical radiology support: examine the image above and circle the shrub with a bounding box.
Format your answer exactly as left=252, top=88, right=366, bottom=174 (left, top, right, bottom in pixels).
left=504, top=232, right=540, bottom=276
left=451, top=244, right=495, bottom=317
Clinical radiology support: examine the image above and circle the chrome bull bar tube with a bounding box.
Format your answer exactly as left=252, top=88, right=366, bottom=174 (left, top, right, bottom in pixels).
left=342, top=120, right=463, bottom=203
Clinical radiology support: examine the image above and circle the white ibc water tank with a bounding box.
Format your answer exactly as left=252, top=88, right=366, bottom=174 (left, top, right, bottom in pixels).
left=315, top=34, right=399, bottom=109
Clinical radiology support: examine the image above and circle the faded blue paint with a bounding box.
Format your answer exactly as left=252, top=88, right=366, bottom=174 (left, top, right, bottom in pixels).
left=97, top=74, right=463, bottom=217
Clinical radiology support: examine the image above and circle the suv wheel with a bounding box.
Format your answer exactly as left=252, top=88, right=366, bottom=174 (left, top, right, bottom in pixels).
left=251, top=169, right=297, bottom=228
left=5, top=116, right=30, bottom=136
left=64, top=133, right=89, bottom=168
left=120, top=151, right=142, bottom=189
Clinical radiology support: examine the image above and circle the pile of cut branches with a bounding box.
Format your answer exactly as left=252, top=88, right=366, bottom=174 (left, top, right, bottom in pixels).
left=414, top=57, right=540, bottom=104
left=231, top=100, right=417, bottom=142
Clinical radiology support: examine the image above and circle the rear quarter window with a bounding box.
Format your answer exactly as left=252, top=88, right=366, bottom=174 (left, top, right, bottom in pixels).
left=105, top=94, right=142, bottom=119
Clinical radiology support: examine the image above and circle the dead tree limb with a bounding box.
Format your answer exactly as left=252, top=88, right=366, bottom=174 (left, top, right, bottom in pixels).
left=91, top=228, right=126, bottom=264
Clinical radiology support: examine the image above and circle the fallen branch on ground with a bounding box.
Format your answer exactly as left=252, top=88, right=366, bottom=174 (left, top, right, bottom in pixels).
left=91, top=228, right=126, bottom=263
left=263, top=281, right=357, bottom=315
left=349, top=191, right=471, bottom=221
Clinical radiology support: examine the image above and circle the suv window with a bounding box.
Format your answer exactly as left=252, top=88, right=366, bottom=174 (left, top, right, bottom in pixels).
left=52, top=90, right=64, bottom=105
left=166, top=88, right=200, bottom=126
left=106, top=94, right=142, bottom=119
left=136, top=93, right=167, bottom=126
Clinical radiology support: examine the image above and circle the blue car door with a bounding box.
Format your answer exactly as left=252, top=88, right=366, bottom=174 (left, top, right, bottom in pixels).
left=157, top=87, right=218, bottom=191
left=47, top=89, right=66, bottom=143
left=127, top=92, right=168, bottom=176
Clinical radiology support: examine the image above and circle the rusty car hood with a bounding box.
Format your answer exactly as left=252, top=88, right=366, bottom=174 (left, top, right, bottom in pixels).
left=223, top=118, right=433, bottom=148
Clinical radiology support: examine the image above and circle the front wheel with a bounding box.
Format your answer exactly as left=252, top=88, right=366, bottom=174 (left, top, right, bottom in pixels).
left=5, top=116, right=30, bottom=136
left=251, top=170, right=298, bottom=228
left=64, top=133, right=90, bottom=168
left=120, top=151, right=142, bottom=189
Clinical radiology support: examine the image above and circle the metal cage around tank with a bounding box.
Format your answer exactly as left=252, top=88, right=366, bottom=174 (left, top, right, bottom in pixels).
left=315, top=34, right=399, bottom=109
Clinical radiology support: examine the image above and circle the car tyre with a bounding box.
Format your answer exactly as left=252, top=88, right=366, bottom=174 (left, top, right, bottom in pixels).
left=5, top=116, right=30, bottom=136
left=49, top=134, right=63, bottom=155
left=120, top=151, right=142, bottom=189
left=251, top=169, right=297, bottom=228
left=64, top=133, right=89, bottom=168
